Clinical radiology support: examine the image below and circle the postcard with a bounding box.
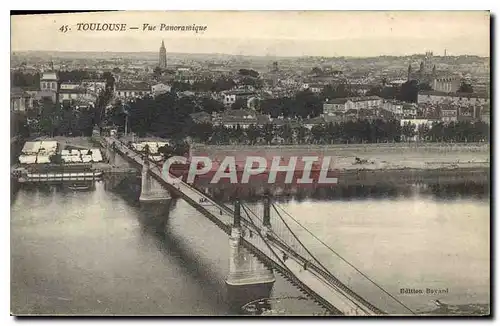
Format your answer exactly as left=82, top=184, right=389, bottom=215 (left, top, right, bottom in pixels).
left=10, top=11, right=490, bottom=316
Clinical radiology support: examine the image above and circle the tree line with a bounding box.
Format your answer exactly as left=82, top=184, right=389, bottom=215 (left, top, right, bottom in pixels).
left=188, top=119, right=489, bottom=145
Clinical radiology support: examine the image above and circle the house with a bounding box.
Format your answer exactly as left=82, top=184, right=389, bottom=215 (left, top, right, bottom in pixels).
left=457, top=106, right=480, bottom=122
left=302, top=83, right=323, bottom=93
left=11, top=87, right=33, bottom=112
left=303, top=116, right=326, bottom=130
left=190, top=111, right=212, bottom=124
left=81, top=79, right=107, bottom=93
left=60, top=82, right=81, bottom=91
left=151, top=83, right=172, bottom=96
left=440, top=106, right=458, bottom=123
left=323, top=96, right=383, bottom=114
left=256, top=114, right=271, bottom=126
left=346, top=96, right=383, bottom=110
left=402, top=103, right=417, bottom=118
left=432, top=76, right=461, bottom=93
left=115, top=83, right=151, bottom=100
left=220, top=109, right=257, bottom=128
left=480, top=104, right=490, bottom=124
left=40, top=71, right=58, bottom=92
left=34, top=90, right=58, bottom=103
left=220, top=90, right=257, bottom=107
left=323, top=98, right=349, bottom=114
left=383, top=100, right=404, bottom=115
left=59, top=87, right=93, bottom=101
left=417, top=91, right=489, bottom=106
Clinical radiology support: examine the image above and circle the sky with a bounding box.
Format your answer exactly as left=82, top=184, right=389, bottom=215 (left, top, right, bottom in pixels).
left=11, top=11, right=490, bottom=57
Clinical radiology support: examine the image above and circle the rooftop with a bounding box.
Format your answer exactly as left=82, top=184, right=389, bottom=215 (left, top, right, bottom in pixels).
left=419, top=90, right=489, bottom=98
left=41, top=72, right=58, bottom=81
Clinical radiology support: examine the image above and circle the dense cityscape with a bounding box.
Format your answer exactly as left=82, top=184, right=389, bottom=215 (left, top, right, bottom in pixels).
left=11, top=41, right=490, bottom=148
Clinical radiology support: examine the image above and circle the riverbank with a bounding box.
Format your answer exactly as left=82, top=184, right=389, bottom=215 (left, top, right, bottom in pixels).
left=191, top=143, right=489, bottom=171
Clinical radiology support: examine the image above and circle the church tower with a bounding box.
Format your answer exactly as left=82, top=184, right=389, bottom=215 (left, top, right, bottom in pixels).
left=159, top=40, right=167, bottom=69
left=407, top=63, right=412, bottom=82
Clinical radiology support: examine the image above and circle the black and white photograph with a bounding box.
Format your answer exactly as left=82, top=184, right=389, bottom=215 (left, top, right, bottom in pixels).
left=9, top=10, right=491, bottom=317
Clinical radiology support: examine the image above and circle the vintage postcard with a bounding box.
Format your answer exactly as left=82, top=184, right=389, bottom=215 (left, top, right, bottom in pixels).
left=10, top=11, right=490, bottom=316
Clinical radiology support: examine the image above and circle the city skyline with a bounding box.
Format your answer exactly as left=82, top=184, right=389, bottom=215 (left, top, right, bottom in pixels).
left=11, top=11, right=490, bottom=57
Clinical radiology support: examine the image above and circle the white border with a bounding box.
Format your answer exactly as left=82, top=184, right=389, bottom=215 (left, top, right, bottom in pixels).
left=2, top=2, right=497, bottom=326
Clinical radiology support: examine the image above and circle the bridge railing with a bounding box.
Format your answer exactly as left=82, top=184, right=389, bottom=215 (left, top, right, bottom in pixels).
left=104, top=136, right=414, bottom=315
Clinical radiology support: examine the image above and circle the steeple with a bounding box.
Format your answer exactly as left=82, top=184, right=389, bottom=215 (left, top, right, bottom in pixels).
left=432, top=65, right=436, bottom=76
left=407, top=63, right=412, bottom=81
left=159, top=40, right=167, bottom=69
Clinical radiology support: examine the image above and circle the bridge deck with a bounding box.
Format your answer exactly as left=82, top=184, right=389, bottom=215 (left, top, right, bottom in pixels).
left=102, top=137, right=394, bottom=316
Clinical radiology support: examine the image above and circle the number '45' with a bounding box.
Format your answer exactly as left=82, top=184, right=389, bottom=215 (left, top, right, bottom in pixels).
left=59, top=25, right=69, bottom=33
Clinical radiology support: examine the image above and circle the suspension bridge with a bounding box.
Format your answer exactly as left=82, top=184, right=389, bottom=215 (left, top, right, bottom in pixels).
left=100, top=136, right=416, bottom=316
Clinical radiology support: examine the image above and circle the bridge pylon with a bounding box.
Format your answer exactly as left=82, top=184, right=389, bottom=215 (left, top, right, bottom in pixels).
left=226, top=199, right=275, bottom=312
left=139, top=152, right=172, bottom=203
left=105, top=142, right=116, bottom=165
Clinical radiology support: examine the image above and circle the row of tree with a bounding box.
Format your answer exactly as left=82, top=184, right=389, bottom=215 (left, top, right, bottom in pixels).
left=188, top=120, right=490, bottom=145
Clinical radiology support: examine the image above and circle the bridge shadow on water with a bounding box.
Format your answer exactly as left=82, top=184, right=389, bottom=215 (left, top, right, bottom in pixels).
left=111, top=178, right=234, bottom=314
left=136, top=200, right=236, bottom=315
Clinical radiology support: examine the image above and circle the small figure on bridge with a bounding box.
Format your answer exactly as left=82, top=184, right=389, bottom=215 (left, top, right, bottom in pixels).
left=249, top=230, right=253, bottom=238
left=282, top=252, right=288, bottom=262
left=303, top=261, right=308, bottom=271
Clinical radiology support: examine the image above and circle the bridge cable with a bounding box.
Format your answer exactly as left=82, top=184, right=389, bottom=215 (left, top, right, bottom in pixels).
left=239, top=204, right=301, bottom=277
left=239, top=203, right=336, bottom=310
left=274, top=203, right=416, bottom=315
left=270, top=203, right=377, bottom=315
left=109, top=137, right=411, bottom=314
left=240, top=203, right=369, bottom=315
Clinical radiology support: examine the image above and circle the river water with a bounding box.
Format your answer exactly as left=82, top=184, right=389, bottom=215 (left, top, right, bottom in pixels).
left=10, top=181, right=490, bottom=315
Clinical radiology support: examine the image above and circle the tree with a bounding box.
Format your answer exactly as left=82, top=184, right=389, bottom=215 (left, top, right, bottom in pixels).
left=310, top=67, right=323, bottom=76
left=231, top=98, right=247, bottom=110
left=311, top=125, right=325, bottom=144
left=246, top=125, right=260, bottom=145
left=278, top=124, right=294, bottom=144
left=262, top=124, right=275, bottom=145
left=49, top=154, right=63, bottom=165
left=189, top=122, right=213, bottom=143
left=418, top=82, right=433, bottom=91
left=398, top=80, right=419, bottom=103
left=295, top=126, right=310, bottom=144
left=401, top=122, right=416, bottom=141
left=417, top=123, right=431, bottom=141
left=458, top=81, right=474, bottom=93
left=153, top=66, right=162, bottom=78
left=238, top=69, right=259, bottom=78
left=320, top=82, right=356, bottom=100
left=200, top=97, right=225, bottom=113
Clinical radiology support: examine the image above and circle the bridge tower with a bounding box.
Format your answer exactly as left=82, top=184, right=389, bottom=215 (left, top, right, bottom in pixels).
left=106, top=142, right=117, bottom=165
left=226, top=199, right=275, bottom=312
left=139, top=149, right=172, bottom=203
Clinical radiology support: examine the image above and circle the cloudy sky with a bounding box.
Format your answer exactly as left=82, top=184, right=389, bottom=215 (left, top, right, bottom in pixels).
left=11, top=11, right=490, bottom=57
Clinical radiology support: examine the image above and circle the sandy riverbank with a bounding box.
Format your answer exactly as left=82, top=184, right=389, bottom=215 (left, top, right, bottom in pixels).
left=192, top=143, right=490, bottom=171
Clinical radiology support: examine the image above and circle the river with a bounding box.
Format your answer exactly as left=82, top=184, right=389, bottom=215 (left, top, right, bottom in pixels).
left=10, top=181, right=490, bottom=315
